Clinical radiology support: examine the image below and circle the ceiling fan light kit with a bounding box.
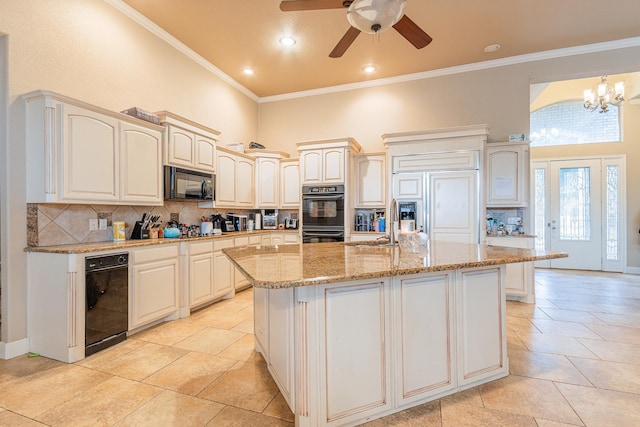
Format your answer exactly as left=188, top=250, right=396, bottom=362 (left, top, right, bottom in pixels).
left=347, top=0, right=406, bottom=34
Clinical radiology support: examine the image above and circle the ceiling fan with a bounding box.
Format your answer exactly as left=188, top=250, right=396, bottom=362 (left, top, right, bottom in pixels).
left=280, top=0, right=433, bottom=58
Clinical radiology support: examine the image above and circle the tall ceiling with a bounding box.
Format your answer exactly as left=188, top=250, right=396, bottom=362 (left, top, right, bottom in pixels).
left=120, top=0, right=640, bottom=98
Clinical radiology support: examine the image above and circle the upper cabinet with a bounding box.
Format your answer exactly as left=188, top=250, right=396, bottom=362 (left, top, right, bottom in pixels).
left=280, top=158, right=300, bottom=208
left=24, top=90, right=164, bottom=205
left=354, top=153, right=386, bottom=208
left=297, top=138, right=361, bottom=185
left=156, top=111, right=220, bottom=174
left=215, top=147, right=255, bottom=208
left=247, top=150, right=290, bottom=209
left=486, top=142, right=529, bottom=207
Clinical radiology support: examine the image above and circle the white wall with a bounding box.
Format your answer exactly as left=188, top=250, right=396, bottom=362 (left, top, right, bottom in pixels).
left=0, top=0, right=258, bottom=350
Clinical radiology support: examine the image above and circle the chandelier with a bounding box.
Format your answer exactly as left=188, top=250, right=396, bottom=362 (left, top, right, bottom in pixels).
left=347, top=0, right=406, bottom=34
left=583, top=76, right=625, bottom=113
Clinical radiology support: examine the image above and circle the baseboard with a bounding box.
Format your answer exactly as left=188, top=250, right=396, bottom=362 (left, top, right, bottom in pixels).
left=0, top=338, right=29, bottom=360
left=624, top=266, right=640, bottom=275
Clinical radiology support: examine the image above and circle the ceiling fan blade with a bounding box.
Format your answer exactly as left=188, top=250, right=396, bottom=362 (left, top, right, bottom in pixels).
left=392, top=15, right=433, bottom=49
left=329, top=26, right=361, bottom=58
left=280, top=0, right=347, bottom=12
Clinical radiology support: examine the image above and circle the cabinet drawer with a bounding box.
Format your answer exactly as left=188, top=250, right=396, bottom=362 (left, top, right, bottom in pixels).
left=213, top=238, right=234, bottom=251
left=189, top=241, right=214, bottom=255
left=235, top=236, right=249, bottom=247
left=249, top=235, right=263, bottom=245
left=133, top=245, right=179, bottom=264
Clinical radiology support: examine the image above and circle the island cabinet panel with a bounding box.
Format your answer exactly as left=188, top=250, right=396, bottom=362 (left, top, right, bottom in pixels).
left=395, top=273, right=456, bottom=405
left=254, top=287, right=268, bottom=357
left=456, top=267, right=508, bottom=386
left=267, top=288, right=295, bottom=406
left=130, top=245, right=180, bottom=330
left=319, top=280, right=392, bottom=425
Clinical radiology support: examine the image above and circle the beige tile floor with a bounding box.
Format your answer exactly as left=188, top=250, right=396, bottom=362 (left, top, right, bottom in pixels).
left=1, top=269, right=640, bottom=426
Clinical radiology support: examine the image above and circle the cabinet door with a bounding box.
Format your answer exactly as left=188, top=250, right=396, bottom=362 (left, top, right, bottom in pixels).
left=486, top=237, right=534, bottom=300
left=194, top=135, right=216, bottom=172
left=301, top=150, right=323, bottom=184
left=283, top=233, right=299, bottom=245
left=213, top=239, right=234, bottom=298
left=486, top=145, right=528, bottom=207
left=120, top=122, right=163, bottom=205
left=429, top=170, right=478, bottom=244
left=166, top=126, right=195, bottom=168
left=392, top=173, right=423, bottom=199
left=271, top=233, right=283, bottom=246
left=280, top=161, right=300, bottom=208
left=396, top=273, right=455, bottom=405
left=256, top=157, right=279, bottom=208
left=216, top=152, right=236, bottom=206
left=323, top=148, right=344, bottom=183
left=267, top=288, right=295, bottom=404
left=236, top=157, right=255, bottom=207
left=456, top=267, right=507, bottom=386
left=234, top=237, right=251, bottom=290
left=355, top=155, right=385, bottom=207
left=62, top=104, right=119, bottom=202
left=189, top=252, right=215, bottom=307
left=130, top=257, right=179, bottom=329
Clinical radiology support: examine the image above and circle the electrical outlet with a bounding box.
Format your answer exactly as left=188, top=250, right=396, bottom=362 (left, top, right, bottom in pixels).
left=89, top=219, right=98, bottom=231
left=99, top=218, right=107, bottom=230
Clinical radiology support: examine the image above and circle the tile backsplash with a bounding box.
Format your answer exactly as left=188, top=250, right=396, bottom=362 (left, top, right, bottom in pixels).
left=28, top=203, right=298, bottom=247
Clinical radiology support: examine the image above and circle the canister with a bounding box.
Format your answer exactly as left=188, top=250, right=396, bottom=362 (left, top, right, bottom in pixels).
left=113, top=221, right=126, bottom=241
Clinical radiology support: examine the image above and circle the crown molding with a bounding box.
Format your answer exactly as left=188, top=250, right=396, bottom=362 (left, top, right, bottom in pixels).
left=259, top=37, right=640, bottom=104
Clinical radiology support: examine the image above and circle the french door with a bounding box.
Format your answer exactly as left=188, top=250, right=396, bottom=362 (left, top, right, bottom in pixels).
left=532, top=157, right=625, bottom=272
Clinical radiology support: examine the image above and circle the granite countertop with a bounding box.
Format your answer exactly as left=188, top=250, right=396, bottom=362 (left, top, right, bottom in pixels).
left=223, top=241, right=568, bottom=289
left=25, top=229, right=299, bottom=254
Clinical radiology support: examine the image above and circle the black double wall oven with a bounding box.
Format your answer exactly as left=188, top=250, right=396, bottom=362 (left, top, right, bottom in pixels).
left=301, top=185, right=345, bottom=243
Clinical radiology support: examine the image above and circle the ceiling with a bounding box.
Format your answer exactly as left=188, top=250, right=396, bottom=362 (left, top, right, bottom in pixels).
left=120, top=0, right=640, bottom=98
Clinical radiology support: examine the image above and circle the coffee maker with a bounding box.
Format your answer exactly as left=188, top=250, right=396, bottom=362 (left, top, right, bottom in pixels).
left=262, top=209, right=278, bottom=230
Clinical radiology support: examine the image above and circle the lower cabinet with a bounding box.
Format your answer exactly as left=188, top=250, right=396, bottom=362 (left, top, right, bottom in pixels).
left=486, top=236, right=535, bottom=303
left=130, top=245, right=180, bottom=330
left=213, top=238, right=235, bottom=298
left=187, top=240, right=216, bottom=308
left=234, top=236, right=251, bottom=290
left=254, top=287, right=268, bottom=356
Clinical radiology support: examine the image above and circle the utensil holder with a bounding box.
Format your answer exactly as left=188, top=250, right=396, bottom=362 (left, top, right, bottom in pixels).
left=130, top=221, right=149, bottom=240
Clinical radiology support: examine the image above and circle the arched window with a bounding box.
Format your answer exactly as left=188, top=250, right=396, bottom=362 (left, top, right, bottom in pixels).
left=530, top=101, right=621, bottom=147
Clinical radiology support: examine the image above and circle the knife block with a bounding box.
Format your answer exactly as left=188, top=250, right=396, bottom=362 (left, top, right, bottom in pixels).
left=130, top=221, right=149, bottom=240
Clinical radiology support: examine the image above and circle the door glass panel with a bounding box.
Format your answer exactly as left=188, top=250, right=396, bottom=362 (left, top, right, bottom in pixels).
left=559, top=167, right=591, bottom=241
left=534, top=168, right=546, bottom=251
left=606, top=165, right=619, bottom=260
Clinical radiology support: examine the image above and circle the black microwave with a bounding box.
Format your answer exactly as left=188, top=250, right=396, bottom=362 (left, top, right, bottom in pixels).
left=164, top=166, right=215, bottom=201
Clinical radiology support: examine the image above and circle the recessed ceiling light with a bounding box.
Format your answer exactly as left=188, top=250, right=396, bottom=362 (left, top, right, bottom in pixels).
left=363, top=64, right=377, bottom=73
left=279, top=36, right=296, bottom=47
left=484, top=43, right=501, bottom=53
left=243, top=67, right=254, bottom=75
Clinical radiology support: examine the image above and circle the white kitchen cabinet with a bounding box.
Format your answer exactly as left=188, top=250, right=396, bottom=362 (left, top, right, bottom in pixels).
left=213, top=238, right=235, bottom=298
left=254, top=287, right=268, bottom=357
left=156, top=111, right=220, bottom=173
left=256, top=157, right=279, bottom=208
left=27, top=251, right=86, bottom=363
left=300, top=148, right=345, bottom=184
left=187, top=240, right=216, bottom=309
left=269, top=232, right=300, bottom=246
left=392, top=173, right=423, bottom=200
left=215, top=147, right=255, bottom=208
left=267, top=287, right=295, bottom=406
left=396, top=273, right=456, bottom=405
left=297, top=138, right=360, bottom=185
left=456, top=267, right=507, bottom=386
left=279, top=158, right=300, bottom=208
left=486, top=142, right=529, bottom=207
left=120, top=121, right=163, bottom=204
left=130, top=245, right=180, bottom=330
left=354, top=153, right=386, bottom=207
left=24, top=91, right=165, bottom=205
left=486, top=236, right=535, bottom=303
left=234, top=236, right=251, bottom=291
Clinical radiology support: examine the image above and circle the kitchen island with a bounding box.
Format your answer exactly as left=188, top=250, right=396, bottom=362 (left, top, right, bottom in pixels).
left=223, top=241, right=567, bottom=427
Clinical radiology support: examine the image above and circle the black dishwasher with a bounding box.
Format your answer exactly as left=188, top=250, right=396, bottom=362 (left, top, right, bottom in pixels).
left=85, top=253, right=129, bottom=356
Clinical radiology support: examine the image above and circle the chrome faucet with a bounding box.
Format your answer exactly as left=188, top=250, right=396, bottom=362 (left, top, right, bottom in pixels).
left=389, top=198, right=398, bottom=245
